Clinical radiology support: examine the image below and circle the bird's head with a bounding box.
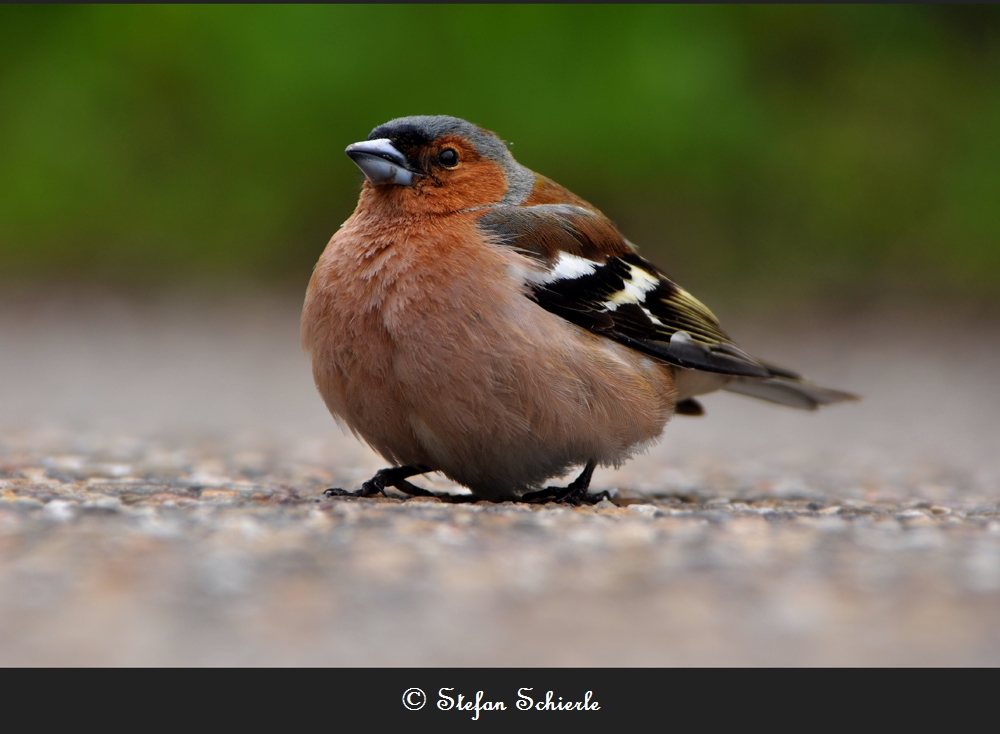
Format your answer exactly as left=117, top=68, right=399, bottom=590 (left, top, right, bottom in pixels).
left=346, top=116, right=534, bottom=215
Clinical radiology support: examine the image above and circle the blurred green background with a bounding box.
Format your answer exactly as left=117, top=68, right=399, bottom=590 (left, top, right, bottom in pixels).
left=2, top=5, right=998, bottom=308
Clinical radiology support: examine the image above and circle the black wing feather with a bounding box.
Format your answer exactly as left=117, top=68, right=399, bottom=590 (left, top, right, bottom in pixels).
left=481, top=205, right=770, bottom=378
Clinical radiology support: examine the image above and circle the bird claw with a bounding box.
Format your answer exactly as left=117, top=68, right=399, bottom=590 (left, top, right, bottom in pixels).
left=323, top=481, right=384, bottom=499
left=526, top=486, right=612, bottom=506
left=521, top=461, right=605, bottom=505
left=322, top=465, right=434, bottom=499
left=580, top=489, right=614, bottom=505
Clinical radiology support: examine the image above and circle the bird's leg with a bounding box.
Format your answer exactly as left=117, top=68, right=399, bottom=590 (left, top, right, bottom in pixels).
left=522, top=460, right=607, bottom=505
left=324, top=464, right=433, bottom=498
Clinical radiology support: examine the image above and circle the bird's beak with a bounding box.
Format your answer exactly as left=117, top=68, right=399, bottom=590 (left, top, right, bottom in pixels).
left=345, top=138, right=416, bottom=186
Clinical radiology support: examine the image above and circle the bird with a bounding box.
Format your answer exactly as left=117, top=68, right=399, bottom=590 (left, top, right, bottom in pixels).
left=302, top=115, right=858, bottom=504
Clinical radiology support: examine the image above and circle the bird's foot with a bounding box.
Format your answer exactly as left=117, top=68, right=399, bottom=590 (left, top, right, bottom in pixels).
left=324, top=465, right=432, bottom=499
left=521, top=485, right=612, bottom=506
left=521, top=460, right=607, bottom=505
left=323, top=478, right=386, bottom=499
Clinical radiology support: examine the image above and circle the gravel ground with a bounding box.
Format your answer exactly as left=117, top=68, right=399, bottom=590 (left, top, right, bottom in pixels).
left=1, top=292, right=999, bottom=666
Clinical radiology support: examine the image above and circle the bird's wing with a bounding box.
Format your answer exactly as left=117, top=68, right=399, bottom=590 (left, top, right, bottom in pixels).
left=478, top=204, right=770, bottom=377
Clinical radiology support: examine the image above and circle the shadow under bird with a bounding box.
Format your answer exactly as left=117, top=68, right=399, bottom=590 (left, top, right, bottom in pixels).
left=302, top=115, right=858, bottom=504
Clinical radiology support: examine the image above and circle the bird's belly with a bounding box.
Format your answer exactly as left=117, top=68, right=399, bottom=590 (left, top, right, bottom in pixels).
left=378, top=296, right=675, bottom=499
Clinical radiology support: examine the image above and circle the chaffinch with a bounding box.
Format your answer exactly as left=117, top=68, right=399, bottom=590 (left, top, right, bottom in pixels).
left=302, top=115, right=857, bottom=503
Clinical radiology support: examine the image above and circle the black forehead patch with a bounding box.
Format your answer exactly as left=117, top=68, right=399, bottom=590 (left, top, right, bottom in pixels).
left=368, top=115, right=510, bottom=163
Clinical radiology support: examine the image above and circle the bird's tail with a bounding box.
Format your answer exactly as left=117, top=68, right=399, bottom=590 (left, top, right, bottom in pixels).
left=722, top=362, right=860, bottom=411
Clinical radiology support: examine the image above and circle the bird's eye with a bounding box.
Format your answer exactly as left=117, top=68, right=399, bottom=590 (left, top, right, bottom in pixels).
left=437, top=148, right=459, bottom=168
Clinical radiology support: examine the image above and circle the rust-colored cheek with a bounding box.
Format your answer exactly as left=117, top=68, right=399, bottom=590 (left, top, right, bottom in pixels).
left=438, top=159, right=507, bottom=209
left=404, top=155, right=506, bottom=214
left=360, top=143, right=508, bottom=216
